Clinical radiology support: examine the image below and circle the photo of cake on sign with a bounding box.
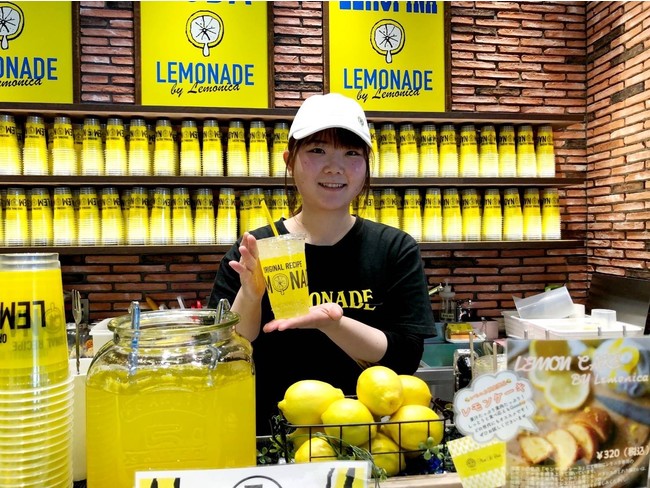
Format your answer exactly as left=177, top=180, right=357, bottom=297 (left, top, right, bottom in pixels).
left=506, top=337, right=650, bottom=488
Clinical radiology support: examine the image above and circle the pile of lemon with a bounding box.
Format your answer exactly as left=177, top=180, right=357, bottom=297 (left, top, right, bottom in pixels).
left=277, top=366, right=444, bottom=476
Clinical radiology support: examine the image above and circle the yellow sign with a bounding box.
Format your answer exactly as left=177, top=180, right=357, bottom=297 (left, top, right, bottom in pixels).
left=140, top=1, right=269, bottom=108
left=0, top=1, right=73, bottom=103
left=327, top=2, right=446, bottom=112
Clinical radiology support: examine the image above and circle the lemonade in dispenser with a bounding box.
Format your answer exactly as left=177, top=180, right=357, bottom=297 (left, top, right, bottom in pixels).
left=85, top=304, right=255, bottom=488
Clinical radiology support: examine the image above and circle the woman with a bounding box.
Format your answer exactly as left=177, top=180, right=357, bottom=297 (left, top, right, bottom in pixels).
left=208, top=93, right=435, bottom=434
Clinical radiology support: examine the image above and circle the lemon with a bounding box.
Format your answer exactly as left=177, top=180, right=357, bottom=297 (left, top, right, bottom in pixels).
left=384, top=404, right=444, bottom=451
left=361, top=432, right=405, bottom=477
left=398, top=374, right=432, bottom=407
left=527, top=368, right=553, bottom=389
left=278, top=380, right=344, bottom=425
left=288, top=426, right=324, bottom=449
left=356, top=366, right=404, bottom=417
left=321, top=398, right=377, bottom=446
left=543, top=371, right=590, bottom=412
left=294, top=436, right=337, bottom=463
left=529, top=340, right=570, bottom=358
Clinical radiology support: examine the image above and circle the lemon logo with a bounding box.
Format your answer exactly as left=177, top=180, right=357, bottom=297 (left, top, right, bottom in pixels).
left=271, top=273, right=289, bottom=295
left=186, top=10, right=223, bottom=57
left=0, top=2, right=23, bottom=50
left=44, top=302, right=63, bottom=334
left=370, top=19, right=405, bottom=64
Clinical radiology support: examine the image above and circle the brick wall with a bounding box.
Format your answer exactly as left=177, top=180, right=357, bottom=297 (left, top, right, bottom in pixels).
left=585, top=1, right=650, bottom=280
left=69, top=1, right=603, bottom=321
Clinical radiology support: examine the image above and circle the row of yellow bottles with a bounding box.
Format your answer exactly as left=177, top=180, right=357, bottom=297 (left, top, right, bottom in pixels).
left=0, top=187, right=297, bottom=247
left=0, top=114, right=291, bottom=178
left=353, top=187, right=561, bottom=242
left=1, top=113, right=556, bottom=179
left=369, top=122, right=556, bottom=178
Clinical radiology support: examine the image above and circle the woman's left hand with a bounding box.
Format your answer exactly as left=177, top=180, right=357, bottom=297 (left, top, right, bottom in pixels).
left=263, top=303, right=343, bottom=333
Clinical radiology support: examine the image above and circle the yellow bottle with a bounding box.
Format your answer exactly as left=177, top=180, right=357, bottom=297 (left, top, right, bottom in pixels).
left=398, top=124, right=419, bottom=177
left=442, top=188, right=462, bottom=241
left=22, top=115, right=48, bottom=175
left=503, top=188, right=523, bottom=240
left=193, top=188, right=216, bottom=244
left=461, top=188, right=481, bottom=241
left=419, top=124, right=439, bottom=177
left=172, top=187, right=193, bottom=245
left=52, top=186, right=77, bottom=245
left=51, top=116, right=77, bottom=176
left=153, top=119, right=176, bottom=176
left=536, top=125, right=556, bottom=177
left=0, top=115, right=21, bottom=175
left=202, top=119, right=224, bottom=177
left=439, top=124, right=459, bottom=177
left=402, top=189, right=422, bottom=241
left=77, top=186, right=101, bottom=246
left=128, top=118, right=151, bottom=176
left=149, top=187, right=172, bottom=245
left=478, top=125, right=499, bottom=177
left=100, top=187, right=124, bottom=245
left=516, top=125, right=537, bottom=177
left=105, top=117, right=127, bottom=176
left=248, top=120, right=269, bottom=177
left=379, top=124, right=398, bottom=177
left=498, top=125, right=517, bottom=177
left=459, top=125, right=479, bottom=177
left=216, top=187, right=238, bottom=245
left=180, top=120, right=202, bottom=176
left=227, top=120, right=248, bottom=176
left=29, top=187, right=53, bottom=246
left=481, top=189, right=502, bottom=241
left=541, top=187, right=561, bottom=239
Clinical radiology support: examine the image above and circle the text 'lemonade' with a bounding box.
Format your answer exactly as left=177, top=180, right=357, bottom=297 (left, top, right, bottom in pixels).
left=85, top=309, right=256, bottom=488
left=256, top=233, right=310, bottom=319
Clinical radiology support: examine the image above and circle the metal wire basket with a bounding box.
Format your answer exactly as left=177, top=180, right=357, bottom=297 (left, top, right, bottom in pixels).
left=266, top=398, right=457, bottom=477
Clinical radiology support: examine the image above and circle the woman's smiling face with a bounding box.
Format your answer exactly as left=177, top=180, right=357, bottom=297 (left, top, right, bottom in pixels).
left=287, top=129, right=369, bottom=212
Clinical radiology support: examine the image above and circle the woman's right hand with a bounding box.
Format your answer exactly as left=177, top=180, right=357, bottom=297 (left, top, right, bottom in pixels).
left=228, top=232, right=266, bottom=301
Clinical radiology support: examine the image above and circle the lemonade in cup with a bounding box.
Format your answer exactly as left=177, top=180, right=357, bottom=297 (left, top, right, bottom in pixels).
left=256, top=234, right=310, bottom=319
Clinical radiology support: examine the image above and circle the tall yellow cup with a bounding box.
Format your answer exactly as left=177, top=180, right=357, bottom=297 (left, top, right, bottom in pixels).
left=0, top=253, right=69, bottom=388
left=256, top=234, right=310, bottom=319
left=4, top=187, right=29, bottom=246
left=29, top=188, right=53, bottom=246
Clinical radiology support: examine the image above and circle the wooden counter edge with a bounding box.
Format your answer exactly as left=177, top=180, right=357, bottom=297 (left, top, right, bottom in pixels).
left=380, top=473, right=462, bottom=487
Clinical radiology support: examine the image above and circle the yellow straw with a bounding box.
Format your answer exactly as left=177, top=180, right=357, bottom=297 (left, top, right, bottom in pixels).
left=260, top=199, right=279, bottom=236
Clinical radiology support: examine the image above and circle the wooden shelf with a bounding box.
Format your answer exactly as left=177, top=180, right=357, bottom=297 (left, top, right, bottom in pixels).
left=0, top=240, right=584, bottom=255
left=2, top=175, right=584, bottom=188
left=0, top=102, right=584, bottom=128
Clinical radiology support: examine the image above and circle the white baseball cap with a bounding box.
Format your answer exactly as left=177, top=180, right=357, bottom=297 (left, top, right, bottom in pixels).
left=289, top=93, right=372, bottom=147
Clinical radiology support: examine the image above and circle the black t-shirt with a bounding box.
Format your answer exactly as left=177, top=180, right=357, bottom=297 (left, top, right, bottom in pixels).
left=208, top=217, right=435, bottom=434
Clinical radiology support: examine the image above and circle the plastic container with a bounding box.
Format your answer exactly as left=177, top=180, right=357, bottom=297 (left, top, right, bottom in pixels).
left=85, top=305, right=256, bottom=488
left=513, top=285, right=573, bottom=319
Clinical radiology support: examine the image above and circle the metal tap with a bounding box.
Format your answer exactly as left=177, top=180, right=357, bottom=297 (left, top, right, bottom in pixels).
left=428, top=283, right=444, bottom=296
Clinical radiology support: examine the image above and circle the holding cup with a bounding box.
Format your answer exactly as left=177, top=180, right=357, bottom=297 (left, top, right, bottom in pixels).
left=256, top=234, right=310, bottom=319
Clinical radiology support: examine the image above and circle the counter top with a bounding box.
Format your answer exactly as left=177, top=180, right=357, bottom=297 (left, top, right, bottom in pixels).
left=381, top=473, right=462, bottom=487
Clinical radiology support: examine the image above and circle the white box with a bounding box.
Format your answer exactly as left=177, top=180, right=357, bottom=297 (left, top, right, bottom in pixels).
left=502, top=310, right=644, bottom=339
left=89, top=318, right=113, bottom=355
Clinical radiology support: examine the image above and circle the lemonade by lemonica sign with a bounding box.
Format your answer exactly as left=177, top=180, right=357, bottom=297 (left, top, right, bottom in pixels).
left=139, top=1, right=269, bottom=108
left=0, top=1, right=73, bottom=103
left=327, top=1, right=446, bottom=111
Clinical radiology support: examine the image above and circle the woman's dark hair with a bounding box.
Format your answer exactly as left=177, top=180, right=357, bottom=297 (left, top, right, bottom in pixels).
left=283, top=127, right=374, bottom=215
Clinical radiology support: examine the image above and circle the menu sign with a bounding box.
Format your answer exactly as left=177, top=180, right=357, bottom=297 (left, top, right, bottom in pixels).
left=0, top=1, right=73, bottom=103
left=454, top=338, right=650, bottom=487
left=139, top=1, right=270, bottom=108
left=326, top=1, right=446, bottom=112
